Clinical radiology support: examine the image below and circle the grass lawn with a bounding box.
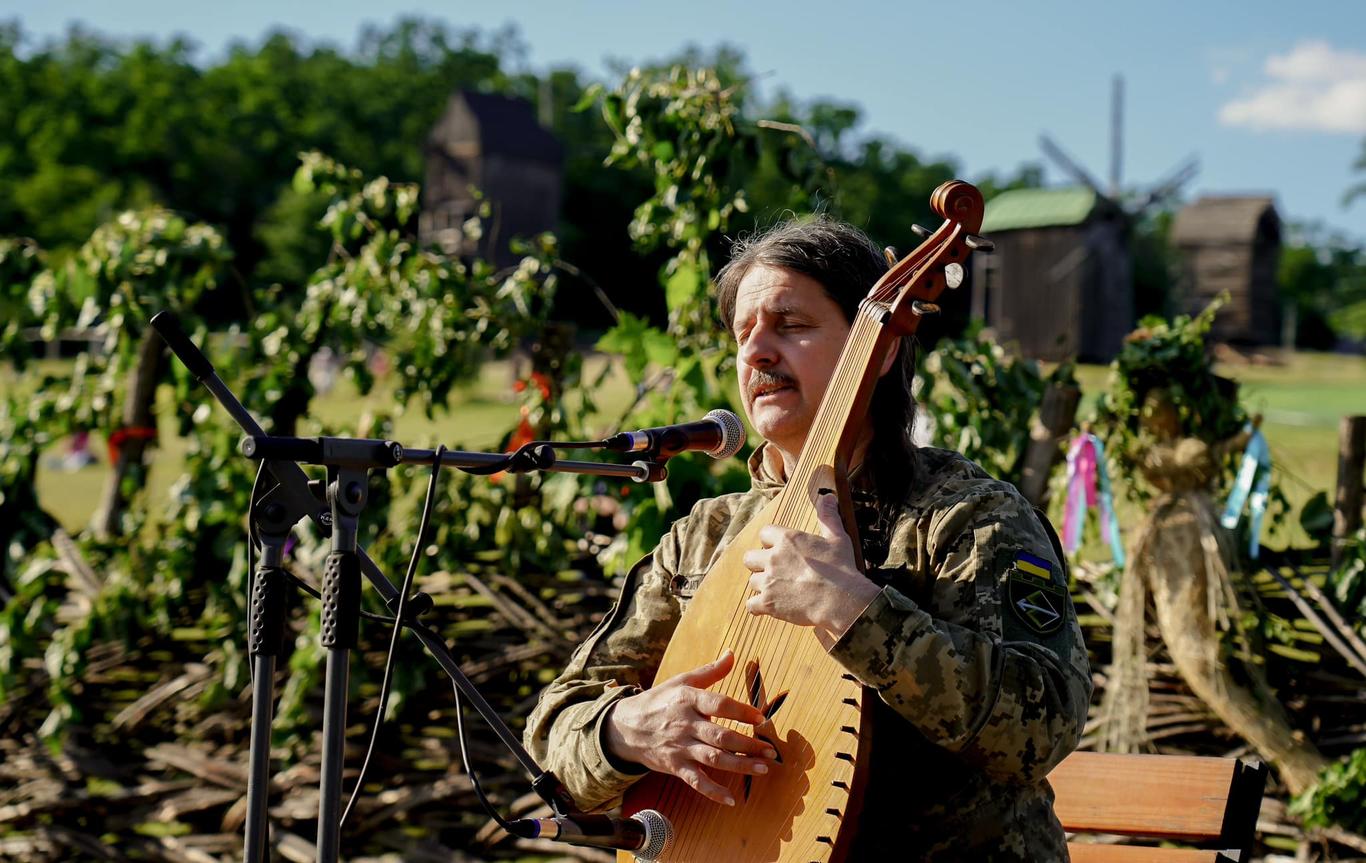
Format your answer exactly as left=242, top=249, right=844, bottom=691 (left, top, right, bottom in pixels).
left=9, top=349, right=1364, bottom=553
left=16, top=354, right=639, bottom=533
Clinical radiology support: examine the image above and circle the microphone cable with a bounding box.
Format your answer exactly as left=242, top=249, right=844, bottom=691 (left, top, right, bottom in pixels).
left=241, top=434, right=644, bottom=837
left=242, top=448, right=521, bottom=835
left=340, top=444, right=446, bottom=828
left=332, top=439, right=520, bottom=836
left=456, top=438, right=611, bottom=477
left=448, top=638, right=519, bottom=833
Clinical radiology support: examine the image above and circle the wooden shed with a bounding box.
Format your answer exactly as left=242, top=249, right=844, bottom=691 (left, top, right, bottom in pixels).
left=970, top=187, right=1133, bottom=362
left=1169, top=196, right=1281, bottom=346
left=419, top=91, right=563, bottom=268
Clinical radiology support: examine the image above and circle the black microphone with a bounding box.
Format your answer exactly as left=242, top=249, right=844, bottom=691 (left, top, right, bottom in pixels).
left=506, top=810, right=672, bottom=860
left=605, top=409, right=746, bottom=459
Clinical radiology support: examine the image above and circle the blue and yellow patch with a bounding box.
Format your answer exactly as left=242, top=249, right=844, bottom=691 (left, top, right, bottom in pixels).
left=1014, top=551, right=1053, bottom=580
left=1007, top=551, right=1064, bottom=635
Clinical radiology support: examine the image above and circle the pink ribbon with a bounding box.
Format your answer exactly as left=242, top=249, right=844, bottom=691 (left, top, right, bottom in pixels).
left=1063, top=431, right=1126, bottom=564
left=1064, top=434, right=1097, bottom=552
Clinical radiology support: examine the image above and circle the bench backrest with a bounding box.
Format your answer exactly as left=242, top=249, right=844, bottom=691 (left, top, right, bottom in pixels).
left=1049, top=751, right=1267, bottom=863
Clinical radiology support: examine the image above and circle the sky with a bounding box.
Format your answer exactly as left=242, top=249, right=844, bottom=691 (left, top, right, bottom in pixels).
left=8, top=0, right=1366, bottom=243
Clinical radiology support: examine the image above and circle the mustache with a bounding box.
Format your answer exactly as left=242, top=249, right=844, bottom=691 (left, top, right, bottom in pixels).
left=749, top=370, right=796, bottom=397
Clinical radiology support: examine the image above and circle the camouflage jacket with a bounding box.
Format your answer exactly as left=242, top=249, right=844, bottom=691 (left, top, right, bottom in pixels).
left=524, top=444, right=1091, bottom=861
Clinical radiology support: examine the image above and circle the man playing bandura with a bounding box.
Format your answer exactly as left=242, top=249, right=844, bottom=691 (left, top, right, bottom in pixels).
left=524, top=217, right=1091, bottom=859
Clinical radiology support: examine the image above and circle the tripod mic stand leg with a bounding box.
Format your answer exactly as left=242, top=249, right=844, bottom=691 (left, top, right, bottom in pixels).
left=317, top=646, right=351, bottom=862
left=245, top=652, right=277, bottom=863
left=245, top=563, right=291, bottom=863
left=316, top=543, right=361, bottom=863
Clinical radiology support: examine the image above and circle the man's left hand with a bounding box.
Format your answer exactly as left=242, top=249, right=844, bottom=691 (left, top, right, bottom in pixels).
left=742, top=491, right=881, bottom=638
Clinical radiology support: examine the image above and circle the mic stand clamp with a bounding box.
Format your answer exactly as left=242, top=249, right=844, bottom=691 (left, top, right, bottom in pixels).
left=629, top=455, right=670, bottom=484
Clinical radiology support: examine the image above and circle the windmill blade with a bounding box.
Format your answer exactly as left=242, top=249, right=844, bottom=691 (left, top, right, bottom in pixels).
left=1136, top=155, right=1200, bottom=214
left=1039, top=134, right=1107, bottom=198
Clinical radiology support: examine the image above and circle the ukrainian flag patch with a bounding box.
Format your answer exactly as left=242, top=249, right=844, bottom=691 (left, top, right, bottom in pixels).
left=1007, top=551, right=1064, bottom=635
left=1014, top=551, right=1053, bottom=580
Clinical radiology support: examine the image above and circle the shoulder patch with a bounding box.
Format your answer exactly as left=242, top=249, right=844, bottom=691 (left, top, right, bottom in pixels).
left=1007, top=552, right=1065, bottom=636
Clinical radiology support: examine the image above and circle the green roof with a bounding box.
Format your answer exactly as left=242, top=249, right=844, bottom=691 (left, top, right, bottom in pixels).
left=981, top=187, right=1097, bottom=232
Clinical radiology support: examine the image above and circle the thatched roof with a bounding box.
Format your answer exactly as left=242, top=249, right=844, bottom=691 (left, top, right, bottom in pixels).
left=1170, top=196, right=1278, bottom=246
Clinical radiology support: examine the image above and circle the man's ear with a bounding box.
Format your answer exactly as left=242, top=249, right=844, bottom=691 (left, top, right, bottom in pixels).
left=878, top=336, right=901, bottom=378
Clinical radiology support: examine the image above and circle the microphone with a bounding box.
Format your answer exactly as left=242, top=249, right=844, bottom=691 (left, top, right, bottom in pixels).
left=606, top=409, right=746, bottom=459
left=506, top=810, right=672, bottom=861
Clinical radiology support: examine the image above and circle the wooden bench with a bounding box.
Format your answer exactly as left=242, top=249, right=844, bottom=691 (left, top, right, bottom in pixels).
left=1050, top=751, right=1268, bottom=863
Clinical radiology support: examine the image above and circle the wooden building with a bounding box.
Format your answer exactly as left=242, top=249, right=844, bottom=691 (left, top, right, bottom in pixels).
left=1169, top=196, right=1281, bottom=346
left=419, top=91, right=563, bottom=268
left=970, top=187, right=1133, bottom=362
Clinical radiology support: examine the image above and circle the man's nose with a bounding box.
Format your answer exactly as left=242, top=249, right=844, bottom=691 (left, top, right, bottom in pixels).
left=739, top=325, right=779, bottom=368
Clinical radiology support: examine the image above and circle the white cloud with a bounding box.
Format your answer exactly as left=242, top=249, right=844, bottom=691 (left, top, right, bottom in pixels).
left=1265, top=41, right=1366, bottom=83
left=1218, top=40, right=1366, bottom=133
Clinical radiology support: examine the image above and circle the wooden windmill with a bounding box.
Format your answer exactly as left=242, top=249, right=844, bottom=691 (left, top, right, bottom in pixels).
left=1040, top=76, right=1200, bottom=217
left=972, top=76, right=1198, bottom=361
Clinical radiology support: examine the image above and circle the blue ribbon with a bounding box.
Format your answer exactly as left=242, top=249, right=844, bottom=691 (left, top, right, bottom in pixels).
left=1220, top=425, right=1271, bottom=559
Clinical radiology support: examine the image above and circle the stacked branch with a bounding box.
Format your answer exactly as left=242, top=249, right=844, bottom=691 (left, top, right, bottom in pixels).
left=0, top=549, right=621, bottom=863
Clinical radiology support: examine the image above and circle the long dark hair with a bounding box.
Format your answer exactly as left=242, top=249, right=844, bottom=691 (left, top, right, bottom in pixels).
left=715, top=216, right=918, bottom=502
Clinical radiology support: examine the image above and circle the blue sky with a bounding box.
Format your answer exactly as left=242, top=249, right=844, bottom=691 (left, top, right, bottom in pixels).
left=8, top=0, right=1366, bottom=242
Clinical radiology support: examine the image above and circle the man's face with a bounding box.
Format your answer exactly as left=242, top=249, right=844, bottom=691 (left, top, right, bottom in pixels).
left=732, top=264, right=850, bottom=459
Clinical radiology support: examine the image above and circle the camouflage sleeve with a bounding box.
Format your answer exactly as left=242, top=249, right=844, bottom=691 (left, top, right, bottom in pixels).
left=522, top=519, right=687, bottom=812
left=828, top=484, right=1091, bottom=783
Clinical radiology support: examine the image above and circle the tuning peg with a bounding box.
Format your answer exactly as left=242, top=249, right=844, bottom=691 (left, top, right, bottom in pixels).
left=883, top=246, right=897, bottom=265
left=944, top=262, right=965, bottom=289
left=911, top=224, right=932, bottom=239
left=912, top=300, right=941, bottom=316
left=964, top=234, right=995, bottom=252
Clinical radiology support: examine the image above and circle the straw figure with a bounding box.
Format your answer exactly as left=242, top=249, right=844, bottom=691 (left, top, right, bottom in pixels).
left=1096, top=306, right=1327, bottom=795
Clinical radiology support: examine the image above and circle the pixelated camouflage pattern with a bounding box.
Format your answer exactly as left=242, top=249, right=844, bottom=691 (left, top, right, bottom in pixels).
left=523, top=444, right=1091, bottom=860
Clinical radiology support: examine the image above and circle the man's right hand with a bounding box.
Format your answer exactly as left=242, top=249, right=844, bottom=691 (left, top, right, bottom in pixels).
left=603, top=650, right=778, bottom=807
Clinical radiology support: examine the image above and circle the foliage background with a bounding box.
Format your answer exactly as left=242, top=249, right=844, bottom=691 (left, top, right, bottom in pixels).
left=1, top=17, right=1365, bottom=860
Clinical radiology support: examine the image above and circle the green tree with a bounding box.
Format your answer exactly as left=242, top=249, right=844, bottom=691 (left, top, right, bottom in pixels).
left=0, top=149, right=562, bottom=745
left=0, top=21, right=517, bottom=303
left=1131, top=209, right=1179, bottom=321
left=916, top=324, right=1061, bottom=484
left=0, top=236, right=44, bottom=365
left=1, top=20, right=1051, bottom=350
left=1279, top=225, right=1366, bottom=348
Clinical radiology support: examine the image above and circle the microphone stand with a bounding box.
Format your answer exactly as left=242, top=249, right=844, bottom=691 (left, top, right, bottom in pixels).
left=243, top=476, right=312, bottom=861
left=149, top=311, right=673, bottom=863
